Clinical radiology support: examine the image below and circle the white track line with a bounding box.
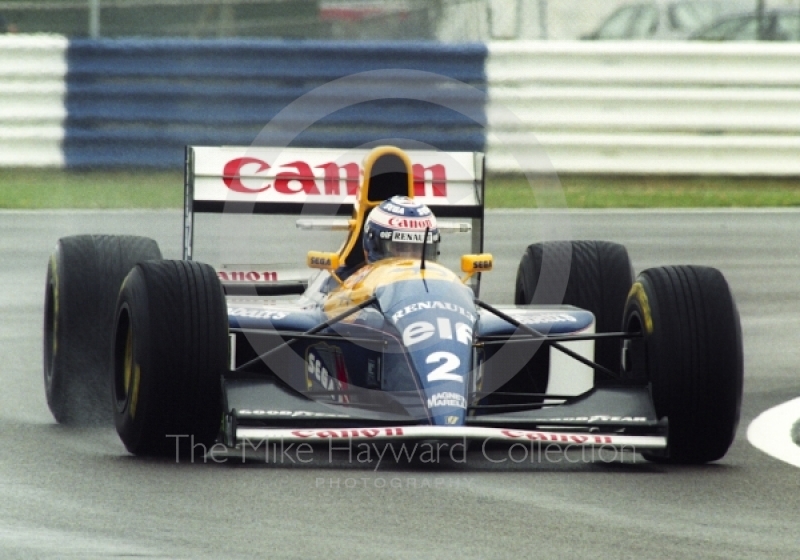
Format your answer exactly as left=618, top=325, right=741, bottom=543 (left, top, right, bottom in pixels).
left=747, top=397, right=800, bottom=468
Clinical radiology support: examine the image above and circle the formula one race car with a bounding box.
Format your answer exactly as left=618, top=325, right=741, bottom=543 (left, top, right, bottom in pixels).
left=43, top=145, right=743, bottom=464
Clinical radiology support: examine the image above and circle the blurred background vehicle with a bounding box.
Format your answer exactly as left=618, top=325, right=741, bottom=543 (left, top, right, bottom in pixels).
left=0, top=1, right=797, bottom=41
left=320, top=0, right=440, bottom=39
left=581, top=0, right=752, bottom=40
left=690, top=8, right=800, bottom=40
left=0, top=13, right=18, bottom=33
left=0, top=0, right=445, bottom=39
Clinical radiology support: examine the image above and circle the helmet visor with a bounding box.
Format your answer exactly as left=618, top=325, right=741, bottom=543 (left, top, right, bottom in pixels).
left=377, top=230, right=439, bottom=261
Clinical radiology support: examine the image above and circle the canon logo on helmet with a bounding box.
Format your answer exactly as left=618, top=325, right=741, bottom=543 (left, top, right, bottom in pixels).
left=386, top=217, right=436, bottom=229
left=222, top=158, right=447, bottom=197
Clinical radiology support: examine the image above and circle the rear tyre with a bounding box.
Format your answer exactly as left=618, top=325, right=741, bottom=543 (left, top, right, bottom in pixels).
left=514, top=240, right=633, bottom=376
left=112, top=260, right=227, bottom=457
left=623, top=266, right=743, bottom=464
left=44, top=235, right=161, bottom=425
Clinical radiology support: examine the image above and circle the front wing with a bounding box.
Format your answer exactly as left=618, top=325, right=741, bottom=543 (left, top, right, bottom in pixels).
left=235, top=425, right=666, bottom=450
left=222, top=374, right=668, bottom=453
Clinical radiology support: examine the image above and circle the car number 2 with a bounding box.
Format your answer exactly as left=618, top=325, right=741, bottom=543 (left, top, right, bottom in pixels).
left=426, top=351, right=463, bottom=382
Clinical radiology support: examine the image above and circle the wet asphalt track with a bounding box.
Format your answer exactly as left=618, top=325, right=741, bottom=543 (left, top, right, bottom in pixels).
left=1, top=209, right=799, bottom=559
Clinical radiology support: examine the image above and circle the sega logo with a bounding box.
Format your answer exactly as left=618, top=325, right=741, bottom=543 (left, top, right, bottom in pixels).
left=310, top=256, right=332, bottom=267
left=472, top=260, right=491, bottom=270
left=223, top=158, right=448, bottom=197
left=307, top=353, right=341, bottom=392
left=306, top=346, right=349, bottom=404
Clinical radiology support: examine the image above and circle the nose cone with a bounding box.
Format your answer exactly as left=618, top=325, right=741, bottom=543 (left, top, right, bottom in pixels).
left=378, top=277, right=477, bottom=426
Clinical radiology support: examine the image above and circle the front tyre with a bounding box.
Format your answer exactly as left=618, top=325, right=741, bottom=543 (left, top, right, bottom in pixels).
left=515, top=240, right=633, bottom=376
left=113, top=260, right=227, bottom=457
left=44, top=235, right=161, bottom=424
left=623, top=266, right=743, bottom=464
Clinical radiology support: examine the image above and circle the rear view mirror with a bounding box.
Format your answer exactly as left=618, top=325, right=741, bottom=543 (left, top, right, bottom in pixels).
left=461, top=254, right=493, bottom=274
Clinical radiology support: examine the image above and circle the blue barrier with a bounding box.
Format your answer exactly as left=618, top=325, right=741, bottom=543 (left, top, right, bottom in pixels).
left=64, top=39, right=488, bottom=168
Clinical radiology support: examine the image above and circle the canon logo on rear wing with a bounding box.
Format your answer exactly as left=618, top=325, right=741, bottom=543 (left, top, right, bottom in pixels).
left=222, top=158, right=447, bottom=197
left=188, top=147, right=482, bottom=209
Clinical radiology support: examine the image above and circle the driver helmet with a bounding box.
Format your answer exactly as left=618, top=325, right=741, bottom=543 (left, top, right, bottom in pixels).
left=363, top=196, right=440, bottom=263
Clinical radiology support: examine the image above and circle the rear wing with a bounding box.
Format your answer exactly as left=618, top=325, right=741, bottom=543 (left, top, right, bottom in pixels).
left=183, top=146, right=485, bottom=262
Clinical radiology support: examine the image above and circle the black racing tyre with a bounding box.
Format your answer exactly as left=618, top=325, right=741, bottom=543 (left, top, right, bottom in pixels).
left=112, top=260, right=227, bottom=457
left=514, top=240, right=633, bottom=377
left=623, top=266, right=743, bottom=464
left=44, top=235, right=162, bottom=425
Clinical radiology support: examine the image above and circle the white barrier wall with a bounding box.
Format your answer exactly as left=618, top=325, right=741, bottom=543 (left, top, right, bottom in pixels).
left=0, top=35, right=66, bottom=167
left=486, top=41, right=800, bottom=175
left=4, top=36, right=800, bottom=175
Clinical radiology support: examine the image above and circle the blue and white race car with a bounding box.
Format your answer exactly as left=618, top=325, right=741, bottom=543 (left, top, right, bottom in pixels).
left=43, top=145, right=743, bottom=464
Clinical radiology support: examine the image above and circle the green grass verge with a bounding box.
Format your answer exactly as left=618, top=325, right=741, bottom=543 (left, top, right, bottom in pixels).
left=488, top=175, right=800, bottom=208
left=1, top=168, right=800, bottom=209
left=0, top=169, right=183, bottom=209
